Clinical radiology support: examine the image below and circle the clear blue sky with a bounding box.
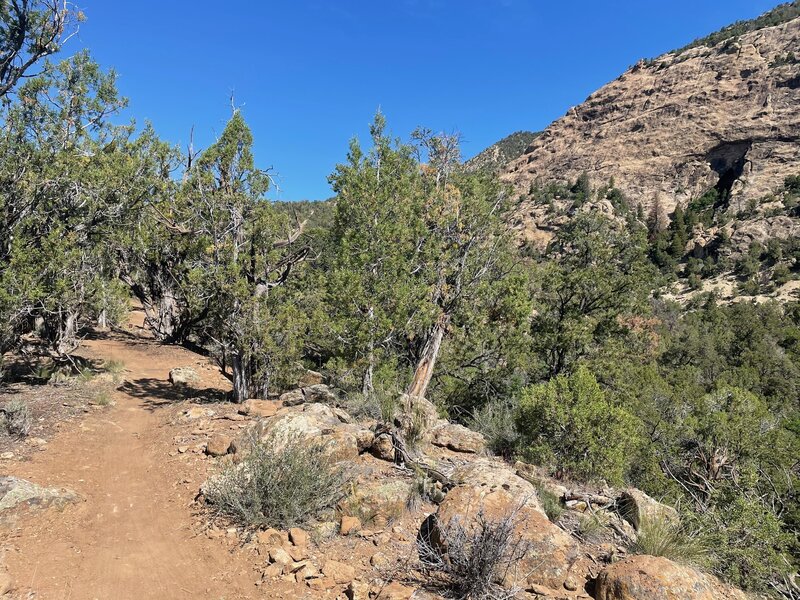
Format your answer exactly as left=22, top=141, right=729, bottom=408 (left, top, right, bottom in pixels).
left=74, top=0, right=780, bottom=200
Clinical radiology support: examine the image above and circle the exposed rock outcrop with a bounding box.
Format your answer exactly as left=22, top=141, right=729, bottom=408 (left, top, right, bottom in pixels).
left=424, top=461, right=589, bottom=592
left=250, top=402, right=374, bottom=461
left=501, top=15, right=800, bottom=243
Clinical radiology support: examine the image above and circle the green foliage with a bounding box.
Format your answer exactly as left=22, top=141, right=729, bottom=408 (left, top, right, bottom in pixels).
left=531, top=212, right=655, bottom=377
left=321, top=113, right=520, bottom=404
left=533, top=484, right=564, bottom=522
left=464, top=130, right=540, bottom=173
left=516, top=366, right=640, bottom=483
left=204, top=433, right=350, bottom=530
left=702, top=490, right=794, bottom=593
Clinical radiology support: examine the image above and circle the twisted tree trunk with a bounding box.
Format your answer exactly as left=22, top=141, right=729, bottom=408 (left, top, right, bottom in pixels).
left=407, top=314, right=449, bottom=399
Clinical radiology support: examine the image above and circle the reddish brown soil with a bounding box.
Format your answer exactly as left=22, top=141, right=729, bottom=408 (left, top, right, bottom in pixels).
left=0, top=313, right=429, bottom=600
left=0, top=315, right=267, bottom=599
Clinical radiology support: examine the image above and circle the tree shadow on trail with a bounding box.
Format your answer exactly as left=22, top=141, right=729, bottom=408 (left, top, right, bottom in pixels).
left=119, top=378, right=230, bottom=411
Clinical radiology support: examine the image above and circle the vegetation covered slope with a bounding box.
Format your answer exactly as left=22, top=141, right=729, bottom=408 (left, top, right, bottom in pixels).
left=464, top=130, right=540, bottom=173
left=673, top=0, right=800, bottom=55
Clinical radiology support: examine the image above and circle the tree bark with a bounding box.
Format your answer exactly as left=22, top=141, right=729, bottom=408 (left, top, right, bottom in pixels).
left=362, top=306, right=375, bottom=397
left=232, top=353, right=248, bottom=403
left=407, top=314, right=449, bottom=399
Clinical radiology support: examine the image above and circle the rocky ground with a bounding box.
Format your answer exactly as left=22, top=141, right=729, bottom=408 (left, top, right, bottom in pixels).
left=0, top=311, right=751, bottom=599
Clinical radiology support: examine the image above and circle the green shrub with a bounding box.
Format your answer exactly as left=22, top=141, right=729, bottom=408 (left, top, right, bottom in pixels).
left=0, top=399, right=31, bottom=437
left=739, top=278, right=760, bottom=296
left=773, top=263, right=791, bottom=286
left=628, top=516, right=708, bottom=567
left=204, top=433, right=350, bottom=530
left=468, top=400, right=519, bottom=458
left=534, top=485, right=564, bottom=522
left=576, top=512, right=607, bottom=542
left=515, top=366, right=639, bottom=484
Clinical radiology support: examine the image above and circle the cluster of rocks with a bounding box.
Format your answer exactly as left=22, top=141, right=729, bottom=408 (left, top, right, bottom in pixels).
left=184, top=375, right=749, bottom=600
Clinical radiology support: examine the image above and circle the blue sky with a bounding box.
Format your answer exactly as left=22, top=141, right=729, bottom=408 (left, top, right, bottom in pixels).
left=75, top=1, right=780, bottom=200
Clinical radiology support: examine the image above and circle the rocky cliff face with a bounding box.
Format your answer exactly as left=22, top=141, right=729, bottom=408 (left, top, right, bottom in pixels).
left=501, top=14, right=800, bottom=219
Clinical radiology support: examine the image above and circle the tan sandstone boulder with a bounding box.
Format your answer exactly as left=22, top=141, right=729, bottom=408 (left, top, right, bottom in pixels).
left=424, top=460, right=588, bottom=592
left=594, top=555, right=747, bottom=600
left=253, top=403, right=373, bottom=461
left=431, top=423, right=486, bottom=453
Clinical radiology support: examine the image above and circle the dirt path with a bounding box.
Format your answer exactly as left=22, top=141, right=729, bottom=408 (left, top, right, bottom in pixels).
left=1, top=327, right=262, bottom=599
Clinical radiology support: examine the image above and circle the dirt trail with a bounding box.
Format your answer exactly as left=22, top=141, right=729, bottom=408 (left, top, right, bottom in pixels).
left=1, top=324, right=260, bottom=599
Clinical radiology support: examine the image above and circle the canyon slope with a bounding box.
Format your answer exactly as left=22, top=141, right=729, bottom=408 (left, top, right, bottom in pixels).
left=501, top=7, right=800, bottom=219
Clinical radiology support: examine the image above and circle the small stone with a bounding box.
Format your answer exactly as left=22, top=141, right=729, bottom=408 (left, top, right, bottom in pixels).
left=288, top=527, right=308, bottom=547
left=262, top=563, right=284, bottom=579
left=370, top=435, right=395, bottom=461
left=294, top=562, right=319, bottom=581
left=346, top=580, right=370, bottom=600
left=340, top=515, right=361, bottom=536
left=182, top=406, right=214, bottom=421
left=286, top=544, right=308, bottom=562
left=177, top=446, right=189, bottom=454
left=308, top=576, right=337, bottom=590
left=169, top=366, right=200, bottom=387
left=0, top=452, right=14, bottom=460
left=269, top=546, right=293, bottom=566
left=564, top=575, right=579, bottom=591
left=370, top=552, right=391, bottom=570
left=257, top=528, right=288, bottom=546
left=322, top=560, right=356, bottom=584
left=205, top=434, right=233, bottom=457
left=377, top=581, right=414, bottom=600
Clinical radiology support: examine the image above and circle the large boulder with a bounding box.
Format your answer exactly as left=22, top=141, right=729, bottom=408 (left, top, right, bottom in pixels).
left=298, top=370, right=324, bottom=387
left=238, top=399, right=281, bottom=418
left=279, top=384, right=337, bottom=407
left=252, top=403, right=373, bottom=461
left=0, top=476, right=78, bottom=513
left=424, top=460, right=588, bottom=592
left=349, top=479, right=412, bottom=523
left=617, top=488, right=679, bottom=531
left=431, top=423, right=486, bottom=453
left=451, top=459, right=544, bottom=514
left=168, top=366, right=200, bottom=387
left=594, top=555, right=747, bottom=600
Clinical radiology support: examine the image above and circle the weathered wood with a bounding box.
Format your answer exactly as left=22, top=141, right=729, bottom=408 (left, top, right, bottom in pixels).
left=374, top=424, right=453, bottom=490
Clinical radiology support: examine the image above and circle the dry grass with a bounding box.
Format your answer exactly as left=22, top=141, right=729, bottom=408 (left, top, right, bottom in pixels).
left=628, top=515, right=709, bottom=567
left=417, top=508, right=531, bottom=600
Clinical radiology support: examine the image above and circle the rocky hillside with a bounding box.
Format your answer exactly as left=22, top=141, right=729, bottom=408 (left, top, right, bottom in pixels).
left=500, top=3, right=800, bottom=221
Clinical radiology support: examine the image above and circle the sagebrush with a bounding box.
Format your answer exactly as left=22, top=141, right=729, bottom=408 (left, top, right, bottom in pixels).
left=0, top=399, right=31, bottom=436
left=204, top=433, right=350, bottom=530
